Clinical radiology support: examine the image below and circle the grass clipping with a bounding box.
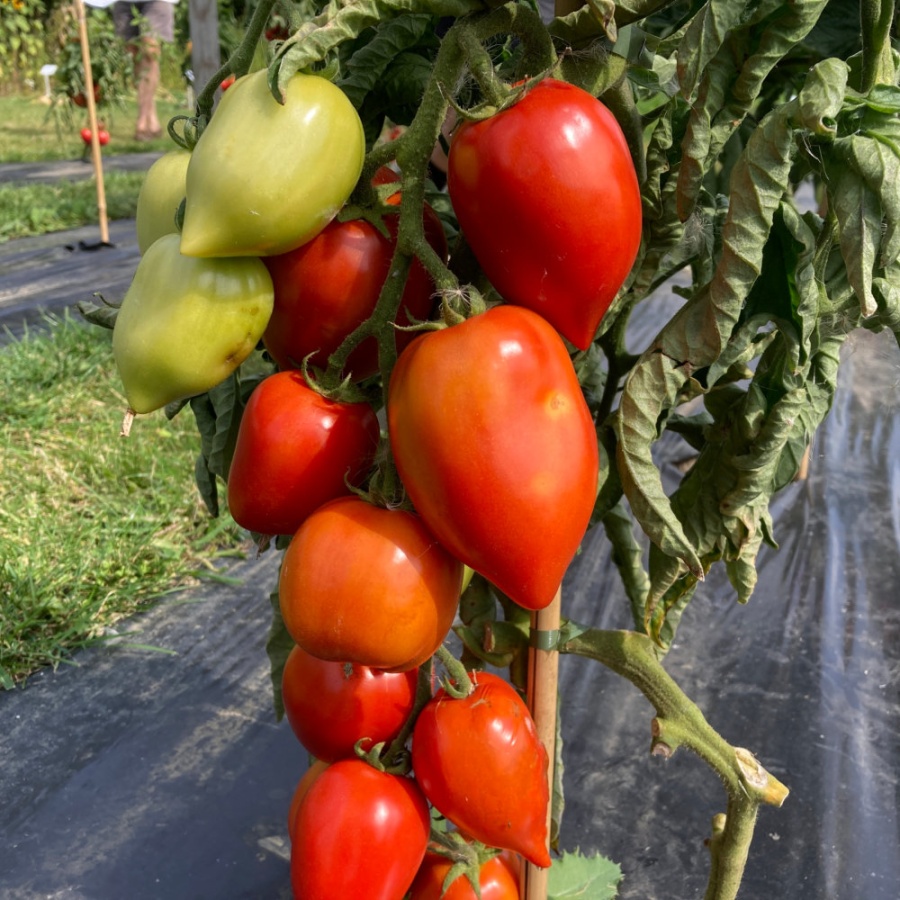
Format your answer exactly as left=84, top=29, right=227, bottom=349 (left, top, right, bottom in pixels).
left=0, top=315, right=244, bottom=687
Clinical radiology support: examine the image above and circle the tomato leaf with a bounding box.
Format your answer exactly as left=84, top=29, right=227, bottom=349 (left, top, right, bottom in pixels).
left=189, top=372, right=262, bottom=516
left=338, top=13, right=434, bottom=110
left=676, top=0, right=830, bottom=220
left=547, top=848, right=622, bottom=899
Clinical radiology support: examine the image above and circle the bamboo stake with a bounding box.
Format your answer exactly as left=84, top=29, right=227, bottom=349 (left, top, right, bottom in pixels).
left=522, top=586, right=562, bottom=899
left=75, top=0, right=110, bottom=244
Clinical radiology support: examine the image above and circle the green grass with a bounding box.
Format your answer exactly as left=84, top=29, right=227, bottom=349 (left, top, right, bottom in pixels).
left=0, top=315, right=246, bottom=687
left=0, top=172, right=146, bottom=242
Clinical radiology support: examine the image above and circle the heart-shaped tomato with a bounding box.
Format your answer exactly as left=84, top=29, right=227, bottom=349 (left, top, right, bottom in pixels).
left=387, top=305, right=599, bottom=610
left=411, top=671, right=551, bottom=868
left=447, top=78, right=642, bottom=349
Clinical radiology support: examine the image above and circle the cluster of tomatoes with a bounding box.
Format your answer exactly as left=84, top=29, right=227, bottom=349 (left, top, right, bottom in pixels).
left=117, top=66, right=641, bottom=899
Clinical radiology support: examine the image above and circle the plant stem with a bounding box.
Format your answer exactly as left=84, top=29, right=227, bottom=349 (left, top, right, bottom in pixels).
left=703, top=797, right=758, bottom=900
left=559, top=626, right=789, bottom=897
left=860, top=0, right=898, bottom=93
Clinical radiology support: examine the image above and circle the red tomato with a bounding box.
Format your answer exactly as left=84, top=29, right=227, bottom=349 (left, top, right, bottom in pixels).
left=220, top=73, right=236, bottom=91
left=291, top=759, right=430, bottom=899
left=387, top=305, right=599, bottom=611
left=411, top=672, right=551, bottom=868
left=279, top=497, right=463, bottom=671
left=287, top=758, right=329, bottom=841
left=282, top=643, right=418, bottom=762
left=80, top=127, right=110, bottom=146
left=262, top=180, right=448, bottom=381
left=447, top=77, right=642, bottom=350
left=226, top=371, right=379, bottom=536
left=409, top=851, right=520, bottom=899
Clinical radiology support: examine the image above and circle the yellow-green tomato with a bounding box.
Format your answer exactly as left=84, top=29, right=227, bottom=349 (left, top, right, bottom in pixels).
left=179, top=70, right=365, bottom=258
left=135, top=148, right=190, bottom=254
left=112, top=234, right=274, bottom=414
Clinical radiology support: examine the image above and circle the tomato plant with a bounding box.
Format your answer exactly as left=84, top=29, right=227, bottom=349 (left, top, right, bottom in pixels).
left=388, top=304, right=599, bottom=611
left=226, top=371, right=380, bottom=536
left=279, top=497, right=464, bottom=671
left=448, top=78, right=642, bottom=350
left=409, top=850, right=520, bottom=900
left=411, top=671, right=550, bottom=867
left=290, top=759, right=431, bottom=899
left=262, top=179, right=448, bottom=381
left=93, top=0, right=900, bottom=897
left=281, top=644, right=418, bottom=762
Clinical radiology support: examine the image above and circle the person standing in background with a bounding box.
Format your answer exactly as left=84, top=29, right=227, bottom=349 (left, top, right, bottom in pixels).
left=112, top=0, right=178, bottom=140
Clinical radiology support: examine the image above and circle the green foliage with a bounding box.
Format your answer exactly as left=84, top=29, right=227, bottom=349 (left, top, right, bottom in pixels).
left=548, top=848, right=622, bottom=899
left=46, top=5, right=133, bottom=122
left=0, top=0, right=47, bottom=93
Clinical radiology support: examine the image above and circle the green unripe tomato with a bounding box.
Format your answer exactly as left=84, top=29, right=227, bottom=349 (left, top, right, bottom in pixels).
left=180, top=70, right=365, bottom=258
left=112, top=234, right=274, bottom=414
left=135, top=149, right=190, bottom=254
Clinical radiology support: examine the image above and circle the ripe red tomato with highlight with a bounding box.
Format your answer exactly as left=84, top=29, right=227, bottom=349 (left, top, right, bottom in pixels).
left=387, top=304, right=598, bottom=611
left=262, top=173, right=448, bottom=381
left=290, top=759, right=430, bottom=899
left=411, top=671, right=551, bottom=868
left=447, top=77, right=642, bottom=350
left=279, top=496, right=463, bottom=671
left=409, top=851, right=520, bottom=900
left=281, top=643, right=418, bottom=762
left=226, top=371, right=379, bottom=536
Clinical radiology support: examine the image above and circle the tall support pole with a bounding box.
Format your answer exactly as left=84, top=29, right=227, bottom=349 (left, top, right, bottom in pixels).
left=522, top=587, right=562, bottom=899
left=75, top=0, right=109, bottom=244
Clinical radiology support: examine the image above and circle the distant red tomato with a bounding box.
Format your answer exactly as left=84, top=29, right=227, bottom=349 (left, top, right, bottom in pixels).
left=220, top=73, right=236, bottom=91
left=80, top=127, right=110, bottom=146
left=226, top=371, right=379, bottom=536
left=70, top=83, right=102, bottom=107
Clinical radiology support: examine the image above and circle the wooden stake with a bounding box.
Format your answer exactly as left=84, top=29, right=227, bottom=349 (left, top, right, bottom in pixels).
left=521, top=586, right=562, bottom=899
left=75, top=0, right=109, bottom=244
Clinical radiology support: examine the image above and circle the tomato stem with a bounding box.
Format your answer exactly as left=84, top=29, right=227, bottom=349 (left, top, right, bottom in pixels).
left=559, top=625, right=789, bottom=899
left=434, top=645, right=475, bottom=698
left=860, top=0, right=897, bottom=92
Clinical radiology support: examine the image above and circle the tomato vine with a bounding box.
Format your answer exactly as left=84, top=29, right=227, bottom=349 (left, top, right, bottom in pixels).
left=84, top=0, right=900, bottom=897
